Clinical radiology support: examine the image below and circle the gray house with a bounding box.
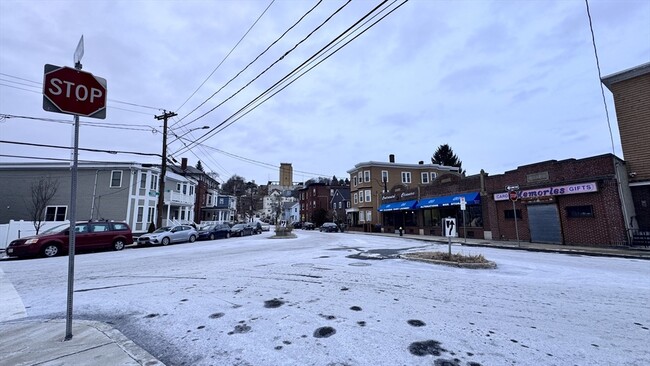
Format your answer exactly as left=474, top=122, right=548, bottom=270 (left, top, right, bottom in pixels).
left=0, top=161, right=197, bottom=233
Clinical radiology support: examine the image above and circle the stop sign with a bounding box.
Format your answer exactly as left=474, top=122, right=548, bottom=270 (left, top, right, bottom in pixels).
left=509, top=190, right=518, bottom=202
left=43, top=64, right=107, bottom=119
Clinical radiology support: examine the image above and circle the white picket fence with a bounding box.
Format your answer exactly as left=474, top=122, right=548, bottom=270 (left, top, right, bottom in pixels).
left=0, top=220, right=69, bottom=250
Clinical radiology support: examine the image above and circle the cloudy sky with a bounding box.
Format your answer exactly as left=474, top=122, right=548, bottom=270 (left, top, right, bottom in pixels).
left=1, top=0, right=649, bottom=185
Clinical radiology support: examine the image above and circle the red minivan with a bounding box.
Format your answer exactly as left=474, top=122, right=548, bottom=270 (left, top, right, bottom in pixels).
left=6, top=221, right=133, bottom=258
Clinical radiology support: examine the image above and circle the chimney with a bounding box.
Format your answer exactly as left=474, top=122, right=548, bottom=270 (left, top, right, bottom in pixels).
left=418, top=161, right=424, bottom=165
left=181, top=158, right=188, bottom=170
left=389, top=154, right=395, bottom=163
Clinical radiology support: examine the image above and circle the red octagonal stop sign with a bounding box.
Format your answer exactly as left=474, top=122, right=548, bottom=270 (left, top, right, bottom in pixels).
left=43, top=64, right=107, bottom=119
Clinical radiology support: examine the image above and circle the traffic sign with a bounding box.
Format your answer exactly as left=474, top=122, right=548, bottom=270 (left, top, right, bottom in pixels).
left=509, top=190, right=518, bottom=202
left=43, top=64, right=107, bottom=119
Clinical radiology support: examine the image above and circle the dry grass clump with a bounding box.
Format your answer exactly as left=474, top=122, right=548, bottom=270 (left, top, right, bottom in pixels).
left=408, top=251, right=488, bottom=263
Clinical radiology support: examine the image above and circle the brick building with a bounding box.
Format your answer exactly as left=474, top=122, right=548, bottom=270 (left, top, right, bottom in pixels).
left=602, top=62, right=650, bottom=230
left=298, top=183, right=332, bottom=224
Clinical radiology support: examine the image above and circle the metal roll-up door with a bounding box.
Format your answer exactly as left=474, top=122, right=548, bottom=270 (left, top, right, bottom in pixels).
left=527, top=204, right=562, bottom=244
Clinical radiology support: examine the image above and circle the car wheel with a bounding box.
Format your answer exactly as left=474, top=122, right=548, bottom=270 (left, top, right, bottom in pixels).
left=209, top=233, right=215, bottom=240
left=42, top=244, right=59, bottom=257
left=161, top=237, right=170, bottom=246
left=113, top=239, right=126, bottom=251
left=189, top=235, right=196, bottom=243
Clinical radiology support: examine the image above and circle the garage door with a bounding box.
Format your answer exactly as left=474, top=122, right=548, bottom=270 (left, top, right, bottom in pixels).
left=527, top=204, right=562, bottom=244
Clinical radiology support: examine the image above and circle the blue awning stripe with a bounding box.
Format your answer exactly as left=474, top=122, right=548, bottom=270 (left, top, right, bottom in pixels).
left=378, top=199, right=418, bottom=212
left=416, top=192, right=480, bottom=209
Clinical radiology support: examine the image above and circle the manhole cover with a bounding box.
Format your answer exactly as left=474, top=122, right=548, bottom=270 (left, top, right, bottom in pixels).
left=348, top=262, right=371, bottom=267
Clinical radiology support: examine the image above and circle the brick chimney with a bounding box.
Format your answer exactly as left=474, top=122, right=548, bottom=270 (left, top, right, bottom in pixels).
left=181, top=158, right=188, bottom=171
left=389, top=154, right=395, bottom=163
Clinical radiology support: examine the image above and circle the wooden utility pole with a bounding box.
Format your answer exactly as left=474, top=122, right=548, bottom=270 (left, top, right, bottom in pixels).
left=155, top=110, right=177, bottom=228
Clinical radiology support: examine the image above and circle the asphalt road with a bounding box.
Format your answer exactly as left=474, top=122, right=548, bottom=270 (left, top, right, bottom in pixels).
left=2, top=230, right=649, bottom=366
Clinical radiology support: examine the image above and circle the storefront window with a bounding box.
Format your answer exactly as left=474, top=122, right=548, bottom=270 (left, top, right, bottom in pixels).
left=463, top=205, right=483, bottom=227
left=423, top=209, right=440, bottom=227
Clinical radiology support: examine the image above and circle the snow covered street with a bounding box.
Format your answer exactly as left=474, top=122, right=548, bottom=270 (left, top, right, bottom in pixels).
left=2, top=231, right=649, bottom=366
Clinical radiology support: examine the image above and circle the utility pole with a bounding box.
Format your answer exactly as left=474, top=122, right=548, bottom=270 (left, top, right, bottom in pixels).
left=155, top=110, right=177, bottom=228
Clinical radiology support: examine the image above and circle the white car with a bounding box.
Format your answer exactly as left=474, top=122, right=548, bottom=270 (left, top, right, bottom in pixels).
left=137, top=225, right=198, bottom=246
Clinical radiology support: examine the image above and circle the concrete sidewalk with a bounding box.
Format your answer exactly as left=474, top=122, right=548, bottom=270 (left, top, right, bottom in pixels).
left=0, top=319, right=164, bottom=366
left=351, top=231, right=650, bottom=260
left=0, top=267, right=165, bottom=366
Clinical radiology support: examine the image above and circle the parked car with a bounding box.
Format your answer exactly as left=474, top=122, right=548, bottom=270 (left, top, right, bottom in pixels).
left=253, top=222, right=263, bottom=234
left=319, top=222, right=340, bottom=232
left=137, top=225, right=197, bottom=246
left=197, top=223, right=231, bottom=240
left=303, top=222, right=316, bottom=230
left=6, top=220, right=133, bottom=258
left=260, top=222, right=271, bottom=231
left=292, top=222, right=303, bottom=229
left=230, top=223, right=254, bottom=237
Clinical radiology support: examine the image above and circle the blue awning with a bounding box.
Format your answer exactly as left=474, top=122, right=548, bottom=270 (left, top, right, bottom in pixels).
left=378, top=200, right=418, bottom=212
left=416, top=192, right=480, bottom=209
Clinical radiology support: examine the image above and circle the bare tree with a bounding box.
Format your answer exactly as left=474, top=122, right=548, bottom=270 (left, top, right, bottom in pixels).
left=29, top=177, right=59, bottom=234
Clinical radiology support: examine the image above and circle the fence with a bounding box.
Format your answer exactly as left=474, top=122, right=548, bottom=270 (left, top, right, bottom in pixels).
left=0, top=220, right=70, bottom=250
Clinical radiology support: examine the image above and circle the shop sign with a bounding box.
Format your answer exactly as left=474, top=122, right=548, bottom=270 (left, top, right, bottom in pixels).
left=494, top=182, right=597, bottom=201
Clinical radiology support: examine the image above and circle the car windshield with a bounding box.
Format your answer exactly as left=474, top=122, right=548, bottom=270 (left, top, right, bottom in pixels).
left=232, top=224, right=244, bottom=229
left=41, top=223, right=70, bottom=234
left=200, top=225, right=215, bottom=231
left=153, top=226, right=172, bottom=233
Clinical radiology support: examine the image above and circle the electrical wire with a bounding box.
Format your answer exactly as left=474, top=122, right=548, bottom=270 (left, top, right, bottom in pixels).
left=173, top=0, right=323, bottom=128
left=175, top=0, right=276, bottom=114
left=173, top=0, right=400, bottom=156
left=1, top=140, right=162, bottom=157
left=177, top=0, right=352, bottom=131
left=584, top=0, right=616, bottom=155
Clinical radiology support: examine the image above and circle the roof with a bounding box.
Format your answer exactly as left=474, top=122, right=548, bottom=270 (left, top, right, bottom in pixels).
left=601, top=62, right=650, bottom=91
left=347, top=161, right=460, bottom=173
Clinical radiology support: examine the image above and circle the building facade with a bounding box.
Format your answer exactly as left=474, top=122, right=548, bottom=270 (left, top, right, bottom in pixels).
left=602, top=62, right=650, bottom=231
left=346, top=154, right=461, bottom=231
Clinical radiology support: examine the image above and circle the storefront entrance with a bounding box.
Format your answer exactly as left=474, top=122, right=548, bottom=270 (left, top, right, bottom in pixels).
left=528, top=204, right=562, bottom=244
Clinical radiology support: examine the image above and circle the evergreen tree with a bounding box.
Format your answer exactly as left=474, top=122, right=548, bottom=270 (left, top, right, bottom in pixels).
left=432, top=144, right=465, bottom=174
left=195, top=160, right=204, bottom=171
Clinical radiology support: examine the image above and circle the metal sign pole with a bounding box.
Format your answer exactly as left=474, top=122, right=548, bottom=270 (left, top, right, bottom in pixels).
left=512, top=199, right=520, bottom=247
left=65, top=46, right=83, bottom=341
left=65, top=112, right=79, bottom=341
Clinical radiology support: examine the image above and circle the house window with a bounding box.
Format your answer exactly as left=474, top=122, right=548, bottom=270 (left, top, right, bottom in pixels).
left=177, top=183, right=181, bottom=191
left=45, top=206, right=67, bottom=221
left=365, top=189, right=371, bottom=202
left=504, top=209, right=522, bottom=219
left=148, top=207, right=155, bottom=223
left=353, top=176, right=357, bottom=186
left=190, top=186, right=194, bottom=195
left=421, top=172, right=429, bottom=184
left=182, top=184, right=187, bottom=194
left=364, top=170, right=370, bottom=182
left=140, top=173, right=147, bottom=189
left=359, top=192, right=364, bottom=203
left=401, top=172, right=411, bottom=184
left=354, top=193, right=358, bottom=204
left=333, top=202, right=336, bottom=209
left=430, top=172, right=437, bottom=181
left=338, top=202, right=342, bottom=209
left=358, top=172, right=362, bottom=184
left=137, top=206, right=144, bottom=223
left=110, top=170, right=122, bottom=188
left=359, top=210, right=365, bottom=222
left=566, top=205, right=594, bottom=218
left=150, top=174, right=158, bottom=190
left=366, top=210, right=372, bottom=223
left=381, top=171, right=388, bottom=186
left=347, top=201, right=350, bottom=208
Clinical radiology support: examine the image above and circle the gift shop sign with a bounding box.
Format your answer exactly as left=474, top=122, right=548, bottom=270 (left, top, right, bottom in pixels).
left=494, top=182, right=597, bottom=201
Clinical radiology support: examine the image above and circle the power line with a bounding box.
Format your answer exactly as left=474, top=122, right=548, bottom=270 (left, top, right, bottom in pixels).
left=0, top=140, right=161, bottom=157
left=173, top=0, right=401, bottom=156
left=584, top=0, right=616, bottom=155
left=175, top=0, right=276, bottom=114
left=0, top=113, right=157, bottom=132
left=177, top=0, right=352, bottom=131
left=173, top=0, right=323, bottom=128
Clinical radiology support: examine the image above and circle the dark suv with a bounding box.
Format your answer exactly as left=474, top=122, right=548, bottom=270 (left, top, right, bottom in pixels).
left=6, top=221, right=133, bottom=258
